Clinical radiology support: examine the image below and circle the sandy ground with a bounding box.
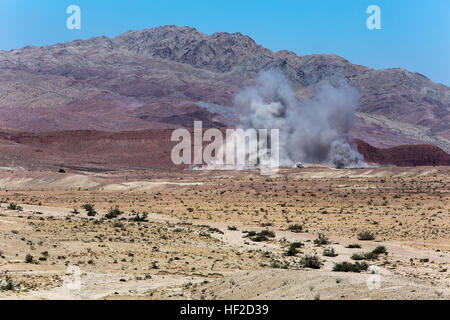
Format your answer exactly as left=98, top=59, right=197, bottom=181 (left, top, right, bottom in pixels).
left=0, top=166, right=448, bottom=300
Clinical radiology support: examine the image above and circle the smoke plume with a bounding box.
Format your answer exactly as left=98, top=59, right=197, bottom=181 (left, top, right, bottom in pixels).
left=199, top=69, right=366, bottom=169
left=234, top=70, right=366, bottom=167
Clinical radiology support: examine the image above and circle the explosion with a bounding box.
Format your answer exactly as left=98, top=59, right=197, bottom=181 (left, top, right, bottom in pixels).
left=198, top=69, right=366, bottom=169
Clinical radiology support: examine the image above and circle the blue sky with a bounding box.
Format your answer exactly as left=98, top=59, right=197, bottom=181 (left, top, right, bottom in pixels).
left=0, top=0, right=448, bottom=85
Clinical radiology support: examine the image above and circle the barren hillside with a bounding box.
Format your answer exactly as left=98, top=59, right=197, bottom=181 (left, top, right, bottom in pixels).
left=0, top=25, right=448, bottom=151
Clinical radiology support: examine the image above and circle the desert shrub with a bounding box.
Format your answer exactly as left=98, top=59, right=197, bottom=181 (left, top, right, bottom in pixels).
left=260, top=222, right=273, bottom=227
left=243, top=231, right=257, bottom=237
left=208, top=227, right=224, bottom=234
left=286, top=242, right=304, bottom=256
left=259, top=230, right=275, bottom=237
left=371, top=246, right=387, bottom=255
left=351, top=251, right=379, bottom=260
left=314, top=233, right=330, bottom=246
left=71, top=208, right=80, bottom=214
left=350, top=247, right=387, bottom=261
left=246, top=229, right=275, bottom=242
left=357, top=231, right=375, bottom=240
left=323, top=248, right=338, bottom=257
left=300, top=255, right=322, bottom=269
left=270, top=261, right=282, bottom=268
left=333, top=261, right=369, bottom=272
left=105, top=207, right=123, bottom=219
left=25, top=254, right=33, bottom=263
left=87, top=209, right=97, bottom=216
left=350, top=253, right=364, bottom=260
left=81, top=203, right=97, bottom=216
left=7, top=203, right=22, bottom=211
left=81, top=203, right=94, bottom=211
left=130, top=212, right=148, bottom=222
left=251, top=234, right=268, bottom=242
left=227, top=226, right=238, bottom=231
left=286, top=246, right=298, bottom=256
left=0, top=276, right=19, bottom=291
left=113, top=221, right=124, bottom=229
left=346, top=243, right=361, bottom=248
left=270, top=260, right=288, bottom=269
left=291, top=241, right=304, bottom=248
left=288, top=224, right=303, bottom=233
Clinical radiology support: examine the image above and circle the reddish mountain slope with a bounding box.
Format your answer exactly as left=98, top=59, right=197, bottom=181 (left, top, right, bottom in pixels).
left=0, top=130, right=448, bottom=171
left=355, top=139, right=450, bottom=167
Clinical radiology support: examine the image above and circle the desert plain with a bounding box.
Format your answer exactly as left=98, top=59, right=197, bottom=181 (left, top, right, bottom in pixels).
left=0, top=165, right=448, bottom=300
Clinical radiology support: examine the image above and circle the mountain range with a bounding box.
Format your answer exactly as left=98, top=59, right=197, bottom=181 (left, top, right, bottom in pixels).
left=0, top=25, right=448, bottom=170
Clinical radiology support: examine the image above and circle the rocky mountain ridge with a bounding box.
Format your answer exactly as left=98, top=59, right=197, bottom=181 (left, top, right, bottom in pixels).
left=0, top=25, right=448, bottom=152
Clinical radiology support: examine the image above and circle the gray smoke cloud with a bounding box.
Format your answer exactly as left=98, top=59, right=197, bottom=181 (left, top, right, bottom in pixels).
left=330, top=139, right=365, bottom=168
left=233, top=69, right=366, bottom=168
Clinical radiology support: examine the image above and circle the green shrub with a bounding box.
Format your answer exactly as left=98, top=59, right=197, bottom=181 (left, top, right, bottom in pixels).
left=105, top=207, right=123, bottom=219
left=81, top=203, right=97, bottom=216
left=346, top=243, right=361, bottom=248
left=270, top=261, right=282, bottom=268
left=314, top=233, right=330, bottom=246
left=251, top=234, right=268, bottom=242
left=357, top=231, right=375, bottom=240
left=288, top=224, right=303, bottom=233
left=7, top=203, right=22, bottom=211
left=81, top=203, right=94, bottom=211
left=0, top=276, right=19, bottom=291
left=371, top=246, right=387, bottom=255
left=250, top=230, right=275, bottom=242
left=350, top=253, right=364, bottom=260
left=259, top=229, right=275, bottom=237
left=351, top=251, right=379, bottom=261
left=260, top=222, right=273, bottom=227
left=113, top=221, right=124, bottom=228
left=333, top=261, right=369, bottom=272
left=208, top=227, right=224, bottom=235
left=25, top=254, right=33, bottom=263
left=286, top=242, right=304, bottom=256
left=300, top=255, right=322, bottom=269
left=130, top=212, right=148, bottom=222
left=323, top=248, right=338, bottom=257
